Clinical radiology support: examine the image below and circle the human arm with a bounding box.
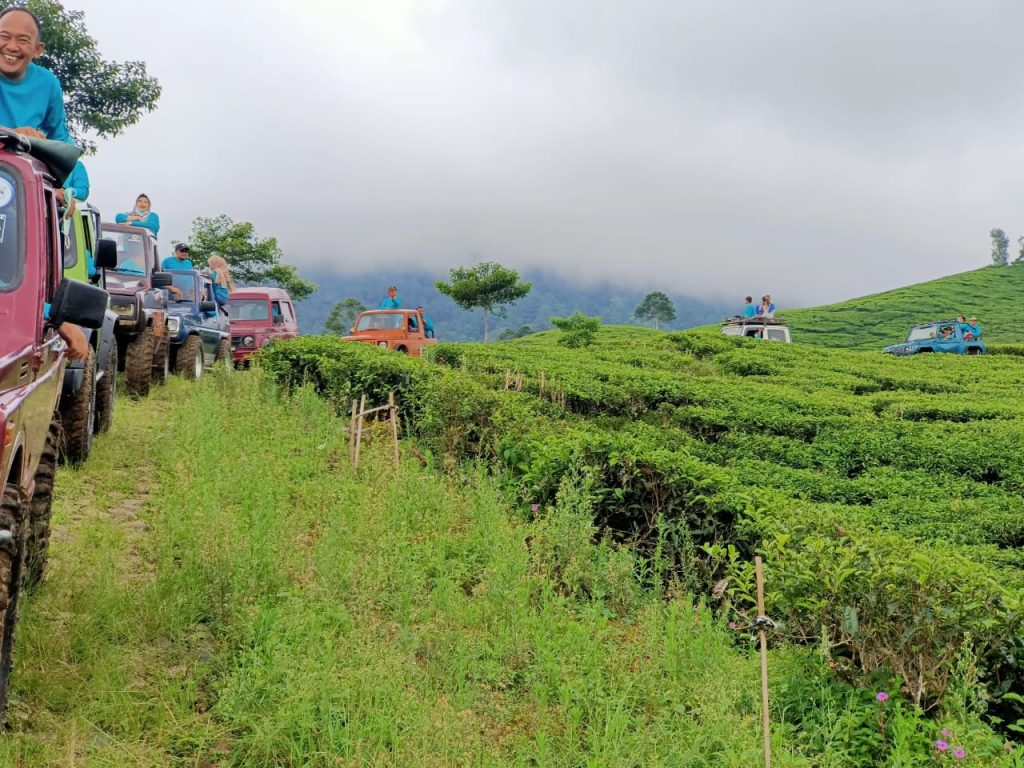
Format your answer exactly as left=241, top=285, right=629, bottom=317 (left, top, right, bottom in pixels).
left=135, top=212, right=159, bottom=238
left=64, top=161, right=89, bottom=202
left=57, top=323, right=88, bottom=360
left=40, top=75, right=71, bottom=144
left=115, top=212, right=130, bottom=224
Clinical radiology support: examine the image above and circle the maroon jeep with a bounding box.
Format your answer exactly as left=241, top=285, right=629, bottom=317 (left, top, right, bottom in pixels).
left=99, top=223, right=172, bottom=398
left=0, top=130, right=108, bottom=719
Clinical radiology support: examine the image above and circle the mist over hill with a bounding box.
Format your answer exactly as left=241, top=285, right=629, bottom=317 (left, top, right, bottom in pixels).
left=293, top=269, right=736, bottom=340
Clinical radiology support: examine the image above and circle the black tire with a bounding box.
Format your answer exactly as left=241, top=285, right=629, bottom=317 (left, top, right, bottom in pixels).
left=152, top=331, right=170, bottom=387
left=124, top=326, right=154, bottom=398
left=966, top=347, right=981, bottom=356
left=396, top=346, right=409, bottom=355
left=177, top=335, right=203, bottom=380
left=58, top=348, right=96, bottom=465
left=25, top=422, right=57, bottom=590
left=0, top=482, right=29, bottom=723
left=94, top=344, right=117, bottom=435
left=215, top=338, right=232, bottom=371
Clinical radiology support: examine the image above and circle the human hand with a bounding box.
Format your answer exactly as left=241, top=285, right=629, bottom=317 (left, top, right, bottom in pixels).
left=14, top=127, right=46, bottom=140
left=58, top=323, right=88, bottom=360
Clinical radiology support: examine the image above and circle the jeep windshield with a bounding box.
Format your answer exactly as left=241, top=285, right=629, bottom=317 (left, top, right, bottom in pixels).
left=168, top=272, right=197, bottom=302
left=907, top=326, right=937, bottom=342
left=356, top=313, right=405, bottom=331
left=0, top=167, right=22, bottom=293
left=228, top=298, right=269, bottom=321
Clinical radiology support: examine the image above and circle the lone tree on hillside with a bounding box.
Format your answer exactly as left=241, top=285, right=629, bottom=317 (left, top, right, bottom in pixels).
left=633, top=291, right=676, bottom=330
left=189, top=215, right=317, bottom=301
left=551, top=312, right=601, bottom=348
left=435, top=262, right=531, bottom=341
left=990, top=228, right=1009, bottom=266
left=324, top=297, right=367, bottom=335
left=10, top=0, right=162, bottom=151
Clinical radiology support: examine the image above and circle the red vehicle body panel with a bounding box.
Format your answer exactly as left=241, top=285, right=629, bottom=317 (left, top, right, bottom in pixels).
left=227, top=287, right=299, bottom=363
left=0, top=151, right=67, bottom=497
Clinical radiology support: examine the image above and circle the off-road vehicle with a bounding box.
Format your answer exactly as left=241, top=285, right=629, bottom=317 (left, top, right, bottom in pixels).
left=56, top=202, right=118, bottom=463
left=227, top=287, right=298, bottom=365
left=343, top=308, right=438, bottom=356
left=0, top=130, right=109, bottom=719
left=99, top=223, right=172, bottom=397
left=166, top=270, right=231, bottom=379
left=719, top=316, right=792, bottom=343
left=884, top=321, right=986, bottom=356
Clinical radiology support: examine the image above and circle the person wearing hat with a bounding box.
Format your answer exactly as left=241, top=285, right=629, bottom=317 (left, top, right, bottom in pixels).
left=162, top=242, right=193, bottom=271
left=379, top=285, right=401, bottom=309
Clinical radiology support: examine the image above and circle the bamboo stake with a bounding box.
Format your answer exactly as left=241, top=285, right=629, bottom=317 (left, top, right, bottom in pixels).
left=389, top=391, right=400, bottom=464
left=354, top=394, right=366, bottom=468
left=755, top=555, right=772, bottom=768
left=348, top=399, right=358, bottom=463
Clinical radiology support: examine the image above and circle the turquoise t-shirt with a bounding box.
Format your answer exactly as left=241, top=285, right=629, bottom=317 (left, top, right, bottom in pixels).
left=161, top=256, right=193, bottom=271
left=65, top=160, right=89, bottom=201
left=0, top=63, right=70, bottom=143
left=115, top=211, right=160, bottom=239
left=743, top=304, right=756, bottom=318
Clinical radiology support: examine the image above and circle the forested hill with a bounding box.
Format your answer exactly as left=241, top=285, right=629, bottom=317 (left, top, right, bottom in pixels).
left=780, top=264, right=1024, bottom=349
left=294, top=269, right=734, bottom=340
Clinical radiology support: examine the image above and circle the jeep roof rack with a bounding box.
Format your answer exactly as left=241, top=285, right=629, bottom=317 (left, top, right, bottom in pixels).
left=721, top=315, right=785, bottom=326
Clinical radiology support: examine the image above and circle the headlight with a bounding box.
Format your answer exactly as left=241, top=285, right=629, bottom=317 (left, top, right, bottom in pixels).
left=243, top=335, right=255, bottom=348
left=377, top=341, right=388, bottom=348
left=260, top=338, right=271, bottom=347
left=166, top=317, right=181, bottom=335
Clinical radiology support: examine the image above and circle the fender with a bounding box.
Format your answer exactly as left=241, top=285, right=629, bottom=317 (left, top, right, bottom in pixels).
left=60, top=362, right=84, bottom=401
left=95, top=308, right=118, bottom=373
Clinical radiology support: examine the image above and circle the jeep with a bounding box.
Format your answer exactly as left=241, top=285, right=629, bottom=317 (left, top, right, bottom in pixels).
left=165, top=270, right=231, bottom=379
left=884, top=321, right=986, bottom=356
left=719, top=316, right=792, bottom=343
left=56, top=201, right=118, bottom=463
left=343, top=309, right=438, bottom=356
left=99, top=223, right=172, bottom=397
left=0, top=130, right=109, bottom=718
left=227, top=287, right=298, bottom=365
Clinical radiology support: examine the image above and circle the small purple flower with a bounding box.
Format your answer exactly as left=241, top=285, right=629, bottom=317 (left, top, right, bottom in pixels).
left=875, top=691, right=889, bottom=702
left=530, top=504, right=539, bottom=513
left=942, top=728, right=952, bottom=739
left=953, top=748, right=965, bottom=759
left=934, top=740, right=949, bottom=752
left=728, top=621, right=737, bottom=629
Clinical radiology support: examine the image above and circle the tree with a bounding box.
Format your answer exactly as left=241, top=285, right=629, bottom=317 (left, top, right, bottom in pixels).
left=9, top=0, right=162, bottom=151
left=435, top=262, right=531, bottom=341
left=324, top=297, right=366, bottom=335
left=1016, top=235, right=1024, bottom=264
left=633, top=291, right=676, bottom=330
left=497, top=324, right=535, bottom=341
left=990, top=228, right=1009, bottom=266
left=550, top=312, right=600, bottom=348
left=189, top=214, right=317, bottom=301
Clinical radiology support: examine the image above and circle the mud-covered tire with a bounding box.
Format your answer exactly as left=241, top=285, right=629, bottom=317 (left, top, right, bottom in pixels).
left=124, top=326, right=154, bottom=398
left=94, top=344, right=117, bottom=435
left=58, top=348, right=96, bottom=465
left=25, top=422, right=57, bottom=590
left=0, top=482, right=29, bottom=722
left=177, top=335, right=203, bottom=380
left=152, top=332, right=170, bottom=387
left=215, top=338, right=232, bottom=371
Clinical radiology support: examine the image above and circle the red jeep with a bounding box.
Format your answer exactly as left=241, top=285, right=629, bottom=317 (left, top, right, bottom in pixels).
left=343, top=309, right=437, bottom=356
left=0, top=130, right=108, bottom=718
left=227, top=287, right=298, bottom=365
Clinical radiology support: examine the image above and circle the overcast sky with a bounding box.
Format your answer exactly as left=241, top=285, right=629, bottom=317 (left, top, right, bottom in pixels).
left=76, top=0, right=1024, bottom=306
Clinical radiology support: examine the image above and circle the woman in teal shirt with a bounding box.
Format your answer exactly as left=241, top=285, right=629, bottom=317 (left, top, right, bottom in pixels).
left=115, top=193, right=160, bottom=239
left=207, top=254, right=235, bottom=306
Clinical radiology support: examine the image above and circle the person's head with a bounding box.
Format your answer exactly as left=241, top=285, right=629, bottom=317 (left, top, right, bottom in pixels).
left=134, top=194, right=151, bottom=213
left=207, top=254, right=235, bottom=290
left=0, top=8, right=43, bottom=81
left=174, top=243, right=190, bottom=261
left=744, top=296, right=752, bottom=304
left=970, top=316, right=978, bottom=324
left=957, top=314, right=966, bottom=323
left=387, top=285, right=398, bottom=298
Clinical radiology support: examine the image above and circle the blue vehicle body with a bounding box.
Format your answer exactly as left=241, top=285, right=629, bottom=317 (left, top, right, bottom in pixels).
left=165, top=270, right=231, bottom=377
left=883, top=321, right=986, bottom=356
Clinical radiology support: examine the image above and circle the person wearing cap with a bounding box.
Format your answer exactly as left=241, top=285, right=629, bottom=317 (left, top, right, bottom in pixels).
left=162, top=242, right=193, bottom=271
left=379, top=285, right=401, bottom=309
left=966, top=316, right=982, bottom=339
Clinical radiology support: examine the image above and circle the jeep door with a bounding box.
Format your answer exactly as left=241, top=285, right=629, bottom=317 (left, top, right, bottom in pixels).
left=198, top=277, right=224, bottom=363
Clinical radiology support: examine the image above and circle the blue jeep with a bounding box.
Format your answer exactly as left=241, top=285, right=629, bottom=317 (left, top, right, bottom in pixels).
left=165, top=270, right=232, bottom=379
left=883, top=321, right=986, bottom=356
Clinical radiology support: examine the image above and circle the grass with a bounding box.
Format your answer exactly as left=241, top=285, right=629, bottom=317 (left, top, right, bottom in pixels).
left=0, top=371, right=833, bottom=767
left=775, top=264, right=1024, bottom=349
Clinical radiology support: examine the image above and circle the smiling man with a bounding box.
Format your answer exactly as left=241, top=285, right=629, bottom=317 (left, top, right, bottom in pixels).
left=0, top=7, right=70, bottom=143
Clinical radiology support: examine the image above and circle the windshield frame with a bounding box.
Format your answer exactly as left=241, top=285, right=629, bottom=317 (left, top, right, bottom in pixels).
left=101, top=226, right=150, bottom=277
left=227, top=297, right=271, bottom=322
left=355, top=312, right=406, bottom=332
left=0, top=162, right=25, bottom=295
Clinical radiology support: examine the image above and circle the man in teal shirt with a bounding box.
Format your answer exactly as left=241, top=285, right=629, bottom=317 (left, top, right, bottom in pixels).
left=0, top=8, right=70, bottom=143
left=162, top=243, right=193, bottom=271
left=742, top=296, right=756, bottom=318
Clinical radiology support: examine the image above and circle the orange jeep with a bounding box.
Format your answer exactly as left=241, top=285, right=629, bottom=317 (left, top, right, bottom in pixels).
left=343, top=309, right=437, bottom=356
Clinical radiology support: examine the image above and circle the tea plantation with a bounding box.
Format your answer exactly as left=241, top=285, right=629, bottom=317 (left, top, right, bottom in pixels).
left=777, top=264, right=1024, bottom=349
left=263, top=327, right=1024, bottom=764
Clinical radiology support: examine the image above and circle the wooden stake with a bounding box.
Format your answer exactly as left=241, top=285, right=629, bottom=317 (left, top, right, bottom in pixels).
left=354, top=394, right=366, bottom=468
left=348, top=399, right=358, bottom=464
left=755, top=555, right=772, bottom=768
left=389, top=391, right=400, bottom=464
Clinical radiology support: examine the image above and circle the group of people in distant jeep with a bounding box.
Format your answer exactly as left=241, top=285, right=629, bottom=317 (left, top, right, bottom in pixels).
left=956, top=315, right=982, bottom=340
left=741, top=294, right=776, bottom=319
left=377, top=285, right=435, bottom=338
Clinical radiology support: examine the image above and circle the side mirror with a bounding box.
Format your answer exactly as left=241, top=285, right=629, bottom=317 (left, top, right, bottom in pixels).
left=199, top=300, right=217, bottom=313
left=151, top=271, right=172, bottom=288
left=95, top=238, right=117, bottom=269
left=50, top=278, right=108, bottom=329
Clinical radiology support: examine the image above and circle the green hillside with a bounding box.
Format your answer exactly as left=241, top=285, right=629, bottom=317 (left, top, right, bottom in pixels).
left=778, top=264, right=1024, bottom=349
